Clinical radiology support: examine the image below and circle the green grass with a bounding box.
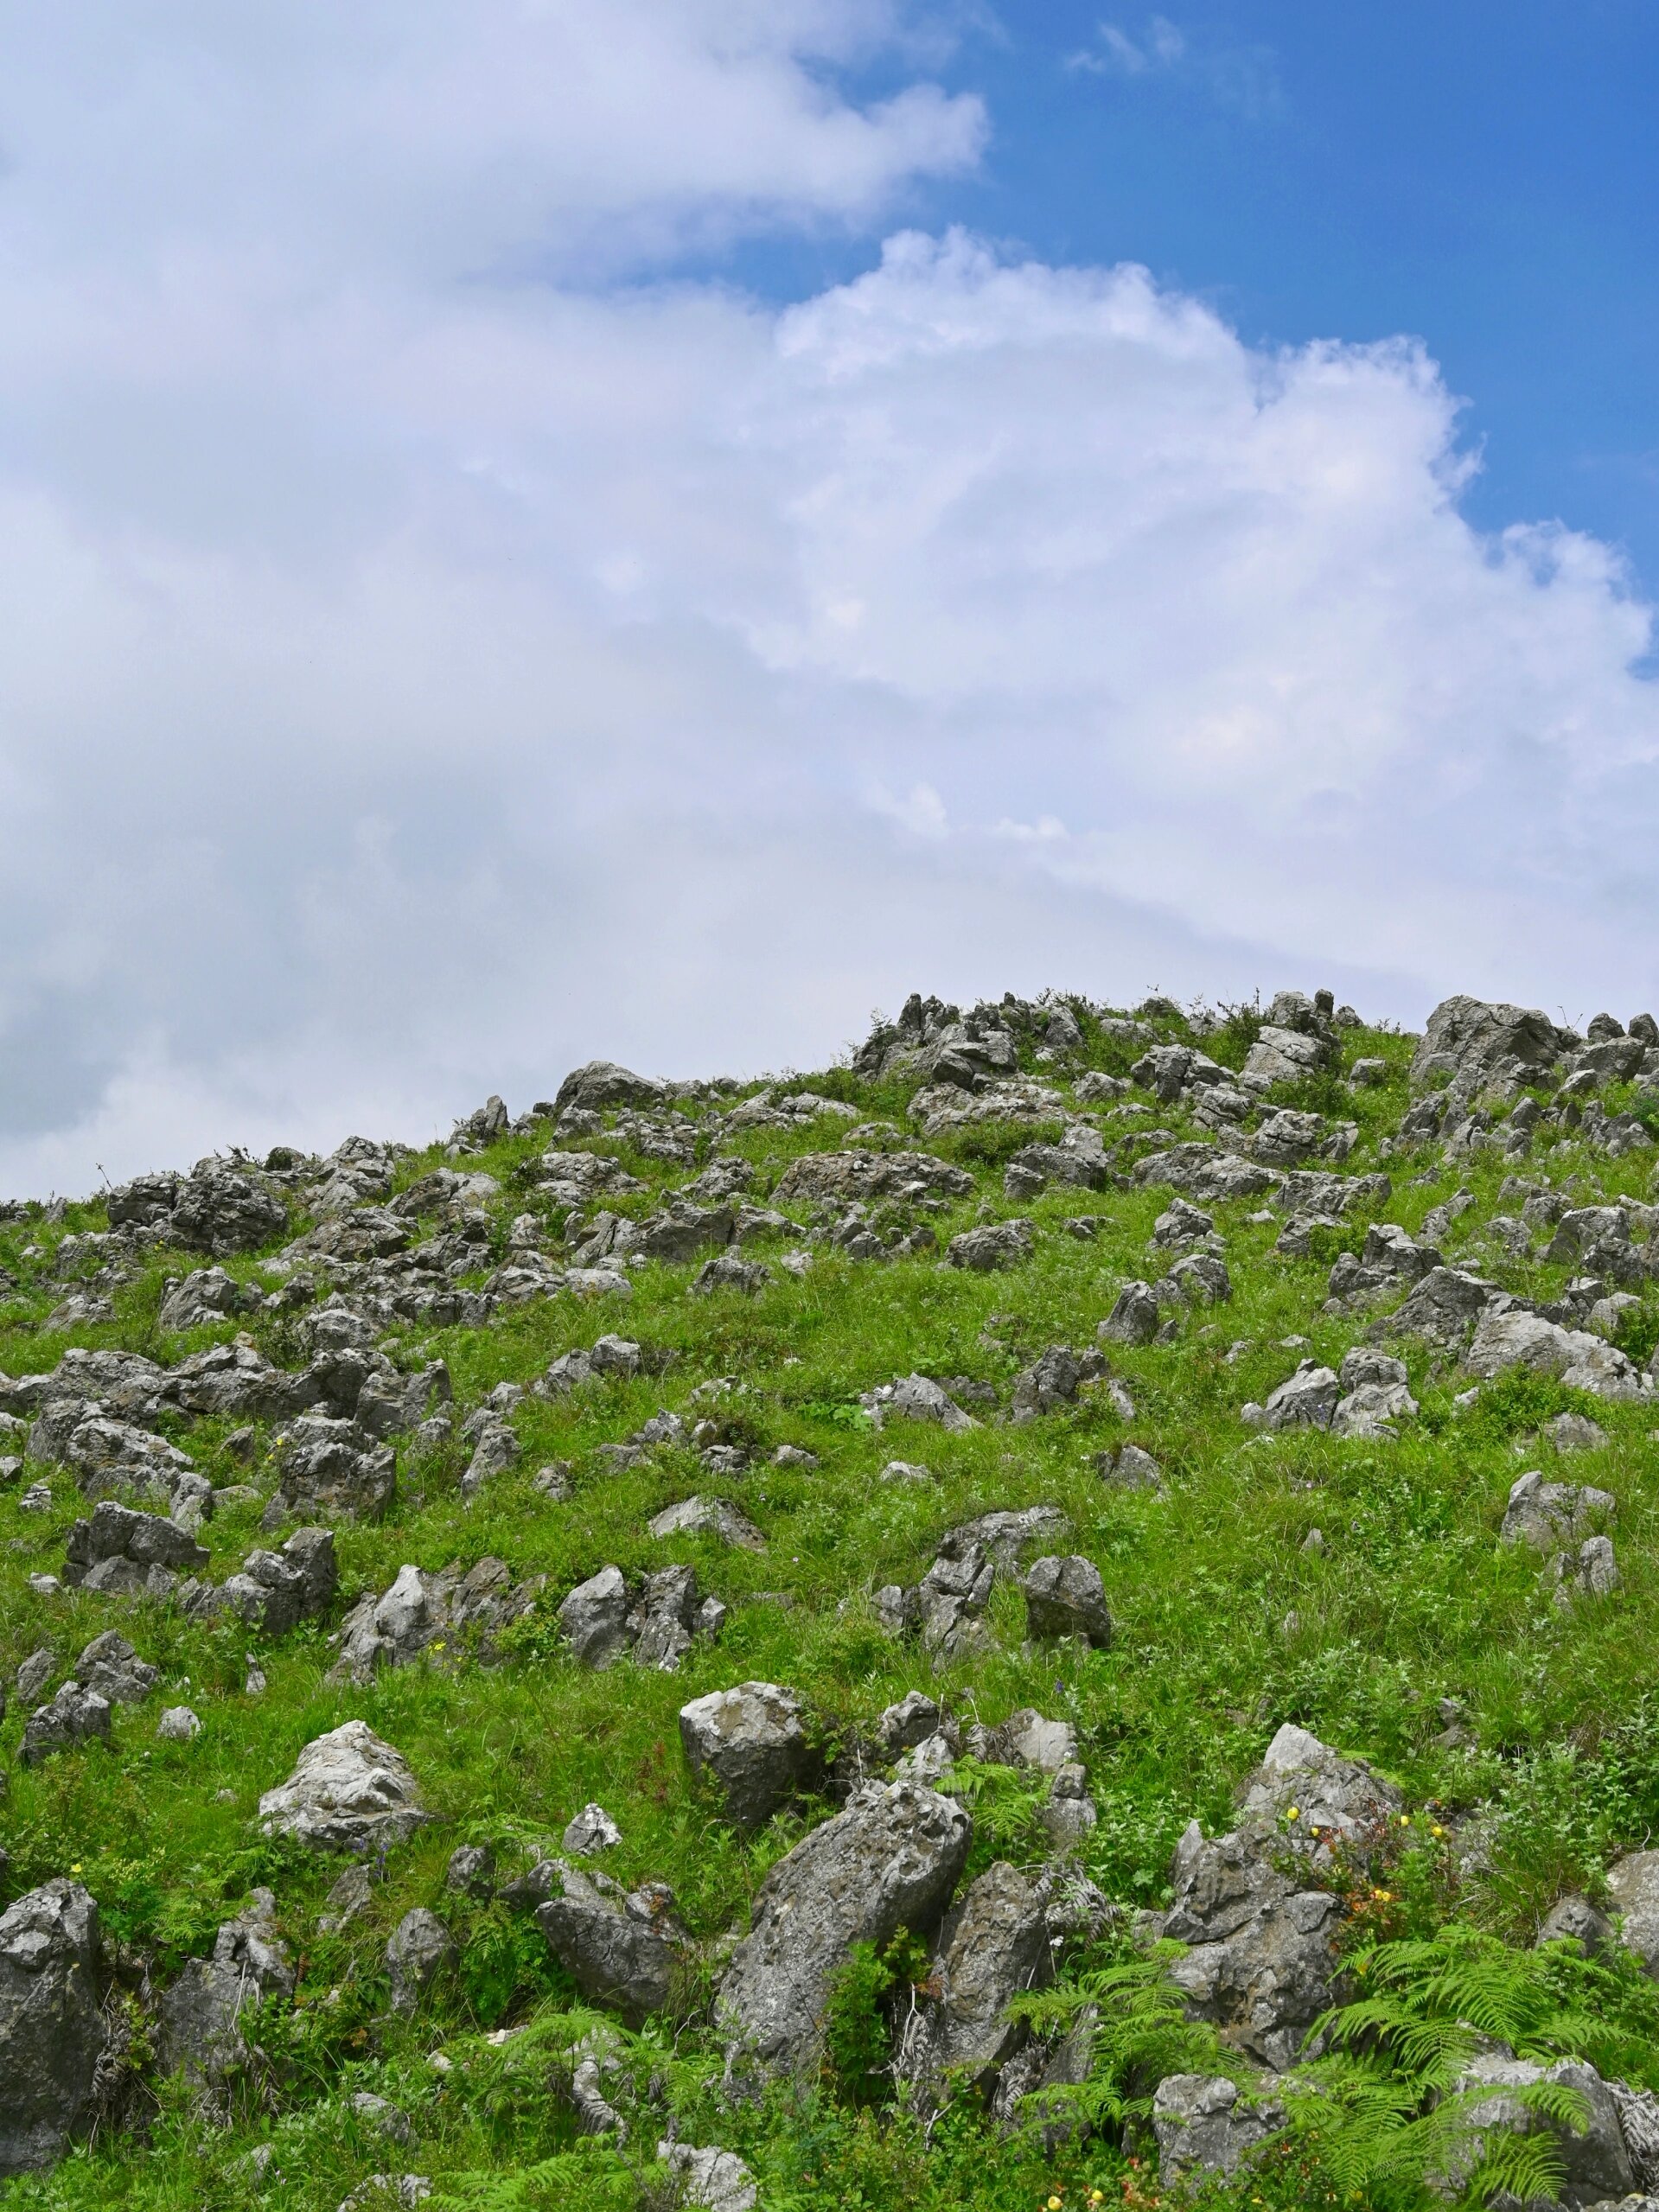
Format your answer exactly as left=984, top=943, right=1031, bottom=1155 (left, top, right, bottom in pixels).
left=4, top=1012, right=1659, bottom=2208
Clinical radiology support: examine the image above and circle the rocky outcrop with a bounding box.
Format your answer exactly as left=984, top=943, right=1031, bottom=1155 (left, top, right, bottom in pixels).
left=1022, top=1555, right=1112, bottom=1647
left=536, top=1866, right=691, bottom=2024
left=718, top=1780, right=973, bottom=2075
left=158, top=1890, right=294, bottom=2084
left=1411, top=995, right=1567, bottom=1093
left=330, top=1557, right=543, bottom=1680
left=897, top=1860, right=1052, bottom=2107
left=62, top=1501, right=209, bottom=1597
left=0, top=1882, right=106, bottom=2176
left=1152, top=2073, right=1284, bottom=2188
left=386, top=1910, right=455, bottom=2015
left=197, top=1527, right=339, bottom=1636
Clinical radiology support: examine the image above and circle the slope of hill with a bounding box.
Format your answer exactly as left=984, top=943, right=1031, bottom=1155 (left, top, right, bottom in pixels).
left=6, top=986, right=1659, bottom=2211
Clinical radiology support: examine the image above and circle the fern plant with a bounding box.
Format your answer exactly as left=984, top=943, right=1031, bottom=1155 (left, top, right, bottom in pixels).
left=1005, top=1940, right=1233, bottom=2138
left=1282, top=1923, right=1605, bottom=2209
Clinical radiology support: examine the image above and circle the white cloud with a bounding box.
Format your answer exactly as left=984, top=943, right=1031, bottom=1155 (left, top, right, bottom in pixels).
left=0, top=14, right=1655, bottom=1194
left=1066, top=16, right=1281, bottom=117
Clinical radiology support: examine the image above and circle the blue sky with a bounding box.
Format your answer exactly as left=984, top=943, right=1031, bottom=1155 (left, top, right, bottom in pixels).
left=1, top=2, right=1657, bottom=1190
left=723, top=3, right=1659, bottom=588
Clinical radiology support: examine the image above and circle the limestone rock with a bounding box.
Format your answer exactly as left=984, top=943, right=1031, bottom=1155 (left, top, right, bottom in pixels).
left=679, top=1682, right=817, bottom=1830
left=536, top=1866, right=690, bottom=2024
left=73, top=1632, right=158, bottom=1706
left=1152, top=2073, right=1283, bottom=2187
left=1022, top=1555, right=1113, bottom=1648
left=0, top=1881, right=106, bottom=2176
left=656, top=2143, right=758, bottom=2212
left=270, top=1417, right=396, bottom=1523
left=1440, top=2055, right=1634, bottom=2208
left=1241, top=1361, right=1339, bottom=1433
left=386, top=1909, right=454, bottom=2015
left=1100, top=1280, right=1163, bottom=1345
left=565, top=1804, right=622, bottom=1856
left=158, top=1890, right=294, bottom=2082
left=1411, top=996, right=1567, bottom=1091
left=553, top=1061, right=667, bottom=1117
left=21, top=1681, right=112, bottom=1766
left=718, top=1779, right=973, bottom=2075
left=944, top=1221, right=1035, bottom=1272
left=1009, top=1345, right=1107, bottom=1423
left=648, top=1495, right=765, bottom=1550
left=1502, top=1470, right=1616, bottom=1552
left=207, top=1527, right=339, bottom=1637
left=258, top=1721, right=429, bottom=1853
left=1158, top=1820, right=1343, bottom=2070
left=1607, top=1852, right=1659, bottom=1976
left=899, top=1860, right=1051, bottom=2107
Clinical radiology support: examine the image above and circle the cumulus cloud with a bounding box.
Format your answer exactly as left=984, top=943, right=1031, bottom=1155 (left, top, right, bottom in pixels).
left=0, top=8, right=1655, bottom=1194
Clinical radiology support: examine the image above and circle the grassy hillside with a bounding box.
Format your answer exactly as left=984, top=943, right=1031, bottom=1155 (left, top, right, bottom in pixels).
left=5, top=992, right=1659, bottom=2210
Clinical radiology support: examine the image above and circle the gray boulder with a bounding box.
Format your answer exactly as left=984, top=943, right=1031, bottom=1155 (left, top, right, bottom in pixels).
left=1009, top=1346, right=1107, bottom=1423
left=31, top=1406, right=196, bottom=1501
left=207, top=1527, right=338, bottom=1637
left=22, top=1681, right=112, bottom=1766
left=559, top=1567, right=634, bottom=1670
left=73, top=1632, right=158, bottom=1706
left=1152, top=2073, right=1283, bottom=2188
left=1411, top=996, right=1567, bottom=1091
left=1241, top=1361, right=1339, bottom=1433
left=1468, top=1307, right=1643, bottom=1399
left=158, top=1890, right=294, bottom=2083
left=158, top=1265, right=261, bottom=1332
left=648, top=1495, right=765, bottom=1550
left=898, top=1860, right=1052, bottom=2107
left=1238, top=1724, right=1405, bottom=1869
left=1440, top=2055, right=1634, bottom=2208
left=968, top=1709, right=1079, bottom=1774
left=553, top=1061, right=667, bottom=1118
left=718, top=1779, right=973, bottom=2075
left=1158, top=1820, right=1343, bottom=2070
left=1608, top=1852, right=1659, bottom=1976
left=1538, top=1895, right=1615, bottom=1955
left=1330, top=1380, right=1419, bottom=1438
left=386, top=1910, right=455, bottom=2015
left=536, top=1865, right=690, bottom=2024
left=1097, top=1443, right=1166, bottom=1492
left=944, top=1221, right=1035, bottom=1273
left=1251, top=1107, right=1330, bottom=1168
left=691, top=1254, right=772, bottom=1296
left=0, top=1881, right=106, bottom=2176
left=1553, top=1535, right=1620, bottom=1603
left=1100, top=1281, right=1163, bottom=1346
left=258, top=1721, right=430, bottom=1853
left=564, top=1804, right=622, bottom=1856
left=863, top=1373, right=978, bottom=1433
left=1380, top=1265, right=1502, bottom=1354
left=1170, top=1252, right=1232, bottom=1305
left=331, top=1555, right=541, bottom=1679
left=680, top=1683, right=817, bottom=1830
left=656, top=2143, right=758, bottom=2212
left=171, top=1163, right=288, bottom=1254
left=1023, top=1555, right=1113, bottom=1648
left=444, top=1845, right=496, bottom=1901
left=1502, top=1470, right=1616, bottom=1552
left=270, top=1417, right=395, bottom=1523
